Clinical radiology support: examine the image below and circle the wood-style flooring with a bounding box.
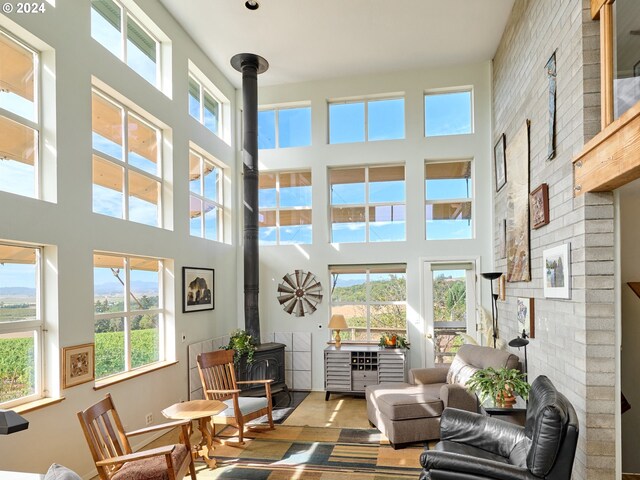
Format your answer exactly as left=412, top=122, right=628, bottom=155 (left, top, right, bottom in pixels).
left=283, top=391, right=370, bottom=428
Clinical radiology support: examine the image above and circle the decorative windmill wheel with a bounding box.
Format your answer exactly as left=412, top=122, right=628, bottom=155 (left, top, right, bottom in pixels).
left=277, top=270, right=323, bottom=317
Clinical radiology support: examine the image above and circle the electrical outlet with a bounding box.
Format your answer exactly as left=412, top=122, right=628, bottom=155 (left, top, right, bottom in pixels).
left=145, top=413, right=153, bottom=425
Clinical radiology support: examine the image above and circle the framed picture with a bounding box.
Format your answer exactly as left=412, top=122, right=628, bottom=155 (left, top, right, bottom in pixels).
left=498, top=274, right=506, bottom=301
left=62, top=343, right=94, bottom=389
left=516, top=297, right=535, bottom=338
left=494, top=134, right=506, bottom=192
left=543, top=244, right=571, bottom=299
left=634, top=60, right=640, bottom=77
left=530, top=183, right=550, bottom=229
left=183, top=267, right=215, bottom=312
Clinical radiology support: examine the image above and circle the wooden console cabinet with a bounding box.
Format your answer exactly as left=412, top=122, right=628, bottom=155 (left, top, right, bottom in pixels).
left=324, top=345, right=407, bottom=400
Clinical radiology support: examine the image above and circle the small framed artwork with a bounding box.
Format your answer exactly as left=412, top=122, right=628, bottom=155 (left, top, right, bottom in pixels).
left=543, top=243, right=571, bottom=299
left=516, top=297, right=535, bottom=338
left=530, top=183, right=550, bottom=229
left=494, top=134, right=507, bottom=192
left=183, top=267, right=215, bottom=313
left=62, top=343, right=95, bottom=389
left=498, top=274, right=506, bottom=301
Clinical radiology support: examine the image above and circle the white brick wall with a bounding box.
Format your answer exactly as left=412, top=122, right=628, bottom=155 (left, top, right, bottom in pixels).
left=493, top=1, right=615, bottom=478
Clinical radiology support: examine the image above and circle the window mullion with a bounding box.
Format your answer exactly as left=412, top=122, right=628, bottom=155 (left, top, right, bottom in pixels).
left=274, top=109, right=280, bottom=149
left=122, top=108, right=130, bottom=220
left=365, top=269, right=371, bottom=341
left=275, top=172, right=281, bottom=244
left=121, top=9, right=127, bottom=63
left=364, top=167, right=370, bottom=243
left=364, top=100, right=369, bottom=142
left=124, top=257, right=131, bottom=371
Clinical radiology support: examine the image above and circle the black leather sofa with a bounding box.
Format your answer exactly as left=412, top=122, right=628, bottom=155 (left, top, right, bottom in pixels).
left=419, top=375, right=578, bottom=480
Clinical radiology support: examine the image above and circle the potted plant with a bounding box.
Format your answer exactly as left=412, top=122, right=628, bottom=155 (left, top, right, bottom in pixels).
left=222, top=329, right=257, bottom=364
left=465, top=367, right=530, bottom=407
left=378, top=332, right=410, bottom=349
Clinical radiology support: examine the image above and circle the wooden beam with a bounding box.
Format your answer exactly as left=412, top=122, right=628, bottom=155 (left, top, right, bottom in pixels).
left=591, top=0, right=607, bottom=19
left=600, top=2, right=614, bottom=129
left=573, top=100, right=640, bottom=195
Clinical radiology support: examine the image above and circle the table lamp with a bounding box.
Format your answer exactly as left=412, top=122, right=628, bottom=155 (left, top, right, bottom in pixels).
left=0, top=409, right=29, bottom=435
left=328, top=314, right=348, bottom=348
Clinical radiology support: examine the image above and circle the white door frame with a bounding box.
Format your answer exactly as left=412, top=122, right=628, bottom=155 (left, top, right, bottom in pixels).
left=420, top=256, right=481, bottom=368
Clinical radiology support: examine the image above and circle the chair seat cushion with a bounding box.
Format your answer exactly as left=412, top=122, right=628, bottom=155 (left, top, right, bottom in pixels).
left=217, top=396, right=268, bottom=417
left=367, top=383, right=443, bottom=421
left=112, top=444, right=188, bottom=480
left=435, top=440, right=511, bottom=465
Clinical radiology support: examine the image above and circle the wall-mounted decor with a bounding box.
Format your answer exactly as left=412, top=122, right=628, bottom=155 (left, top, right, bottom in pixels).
left=277, top=270, right=322, bottom=317
left=530, top=183, right=550, bottom=229
left=543, top=243, right=571, bottom=299
left=182, top=267, right=214, bottom=312
left=634, top=60, right=640, bottom=77
left=506, top=120, right=531, bottom=282
left=62, top=343, right=94, bottom=389
left=498, top=274, right=506, bottom=301
left=546, top=51, right=557, bottom=160
left=516, top=297, right=535, bottom=338
left=494, top=134, right=507, bottom=192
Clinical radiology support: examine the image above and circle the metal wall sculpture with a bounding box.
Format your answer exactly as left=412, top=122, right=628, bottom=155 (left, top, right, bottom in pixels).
left=277, top=270, right=323, bottom=317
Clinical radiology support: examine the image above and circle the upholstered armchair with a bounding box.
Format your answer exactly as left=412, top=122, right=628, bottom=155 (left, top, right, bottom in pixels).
left=419, top=375, right=579, bottom=480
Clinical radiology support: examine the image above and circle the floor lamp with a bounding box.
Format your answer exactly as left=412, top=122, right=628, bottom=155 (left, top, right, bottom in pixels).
left=481, top=272, right=502, bottom=348
left=509, top=331, right=529, bottom=380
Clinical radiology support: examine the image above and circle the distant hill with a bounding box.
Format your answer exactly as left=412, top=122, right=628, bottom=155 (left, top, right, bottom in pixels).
left=94, top=281, right=159, bottom=295
left=0, top=287, right=36, bottom=296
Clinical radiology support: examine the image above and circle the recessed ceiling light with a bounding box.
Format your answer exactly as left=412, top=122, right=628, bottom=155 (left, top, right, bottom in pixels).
left=245, top=1, right=259, bottom=10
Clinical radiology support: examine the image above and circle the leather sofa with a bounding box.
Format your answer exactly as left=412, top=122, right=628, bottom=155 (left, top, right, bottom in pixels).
left=419, top=375, right=579, bottom=480
left=366, top=344, right=519, bottom=448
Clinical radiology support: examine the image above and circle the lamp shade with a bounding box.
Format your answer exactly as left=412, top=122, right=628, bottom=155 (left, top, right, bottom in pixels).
left=328, top=314, right=348, bottom=330
left=509, top=337, right=530, bottom=348
left=0, top=409, right=29, bottom=435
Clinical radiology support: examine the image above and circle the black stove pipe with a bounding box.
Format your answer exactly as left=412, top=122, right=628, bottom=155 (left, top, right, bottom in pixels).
left=231, top=53, right=269, bottom=345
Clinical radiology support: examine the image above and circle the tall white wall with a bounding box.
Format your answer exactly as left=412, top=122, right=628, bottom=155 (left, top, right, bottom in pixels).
left=0, top=1, right=238, bottom=476
left=248, top=63, right=494, bottom=390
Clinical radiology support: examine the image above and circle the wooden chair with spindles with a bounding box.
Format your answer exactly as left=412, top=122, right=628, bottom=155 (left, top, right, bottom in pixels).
left=196, top=349, right=274, bottom=444
left=77, top=394, right=197, bottom=480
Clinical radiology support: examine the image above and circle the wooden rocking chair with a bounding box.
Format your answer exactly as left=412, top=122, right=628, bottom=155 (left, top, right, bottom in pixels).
left=196, top=349, right=274, bottom=444
left=77, top=394, right=196, bottom=480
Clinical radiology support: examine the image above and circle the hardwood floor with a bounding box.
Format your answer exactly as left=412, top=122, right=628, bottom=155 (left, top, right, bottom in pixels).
left=283, top=391, right=370, bottom=428
left=623, top=475, right=640, bottom=479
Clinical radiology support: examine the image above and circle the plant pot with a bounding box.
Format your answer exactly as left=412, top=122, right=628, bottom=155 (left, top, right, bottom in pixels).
left=384, top=335, right=397, bottom=347
left=495, top=390, right=517, bottom=407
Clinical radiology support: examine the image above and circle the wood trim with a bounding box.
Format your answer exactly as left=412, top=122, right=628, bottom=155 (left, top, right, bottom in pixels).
left=573, top=100, right=640, bottom=194
left=93, top=361, right=178, bottom=390
left=600, top=2, right=614, bottom=128
left=13, top=396, right=65, bottom=414
left=591, top=0, right=609, bottom=19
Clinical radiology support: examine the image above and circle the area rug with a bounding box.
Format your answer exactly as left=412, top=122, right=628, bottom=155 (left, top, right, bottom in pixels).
left=248, top=391, right=309, bottom=425
left=196, top=425, right=431, bottom=479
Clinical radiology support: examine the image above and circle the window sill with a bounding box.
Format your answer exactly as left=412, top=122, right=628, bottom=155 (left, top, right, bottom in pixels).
left=94, top=360, right=178, bottom=390
left=13, top=396, right=65, bottom=414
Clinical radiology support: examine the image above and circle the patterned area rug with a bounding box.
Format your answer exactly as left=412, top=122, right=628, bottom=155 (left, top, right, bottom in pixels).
left=197, top=425, right=433, bottom=479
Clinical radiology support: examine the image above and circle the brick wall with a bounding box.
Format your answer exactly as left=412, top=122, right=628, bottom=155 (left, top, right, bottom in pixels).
left=493, top=1, right=615, bottom=478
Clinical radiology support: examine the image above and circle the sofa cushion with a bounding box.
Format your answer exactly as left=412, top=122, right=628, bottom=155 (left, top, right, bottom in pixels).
left=112, top=444, right=189, bottom=480
left=368, top=383, right=443, bottom=421
left=446, top=345, right=520, bottom=385
left=45, top=464, right=82, bottom=480
left=446, top=355, right=479, bottom=386
left=435, top=440, right=511, bottom=465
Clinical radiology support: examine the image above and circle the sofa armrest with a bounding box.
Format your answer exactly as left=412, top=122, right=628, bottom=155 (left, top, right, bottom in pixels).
left=410, top=366, right=449, bottom=385
left=420, top=451, right=532, bottom=480
left=439, top=384, right=478, bottom=412
left=439, top=408, right=526, bottom=459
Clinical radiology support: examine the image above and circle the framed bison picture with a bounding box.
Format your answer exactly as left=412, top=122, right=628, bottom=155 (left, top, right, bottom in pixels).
left=183, top=267, right=214, bottom=312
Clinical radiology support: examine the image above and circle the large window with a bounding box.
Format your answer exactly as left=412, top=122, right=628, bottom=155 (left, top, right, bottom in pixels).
left=613, top=0, right=640, bottom=119
left=424, top=90, right=473, bottom=137
left=425, top=160, right=472, bottom=240
left=329, top=97, right=404, bottom=144
left=92, top=89, right=163, bottom=227
left=259, top=171, right=312, bottom=245
left=258, top=105, right=311, bottom=149
left=330, top=165, right=405, bottom=243
left=330, top=265, right=407, bottom=343
left=93, top=253, right=163, bottom=380
left=91, top=0, right=161, bottom=87
left=0, top=244, right=42, bottom=407
left=0, top=30, right=39, bottom=198
left=189, top=73, right=223, bottom=138
left=189, top=149, right=223, bottom=242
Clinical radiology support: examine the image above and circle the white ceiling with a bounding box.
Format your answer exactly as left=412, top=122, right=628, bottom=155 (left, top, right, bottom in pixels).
left=160, top=0, right=515, bottom=88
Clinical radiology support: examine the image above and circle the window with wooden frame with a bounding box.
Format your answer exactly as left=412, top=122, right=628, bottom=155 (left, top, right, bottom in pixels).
left=0, top=30, right=40, bottom=199
left=0, top=244, right=43, bottom=408
left=91, top=88, right=163, bottom=227
left=425, top=160, right=473, bottom=240
left=330, top=165, right=406, bottom=243
left=91, top=0, right=162, bottom=88
left=329, top=265, right=407, bottom=343
left=574, top=0, right=640, bottom=194
left=93, top=253, right=164, bottom=380
left=258, top=170, right=312, bottom=245
left=189, top=149, right=224, bottom=242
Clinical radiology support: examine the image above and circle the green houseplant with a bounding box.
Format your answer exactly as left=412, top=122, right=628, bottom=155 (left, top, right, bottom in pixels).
left=222, top=329, right=257, bottom=364
left=465, top=367, right=530, bottom=406
left=378, top=332, right=410, bottom=349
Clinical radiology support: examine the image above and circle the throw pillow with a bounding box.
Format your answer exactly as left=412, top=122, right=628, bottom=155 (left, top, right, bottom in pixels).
left=44, top=464, right=82, bottom=480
